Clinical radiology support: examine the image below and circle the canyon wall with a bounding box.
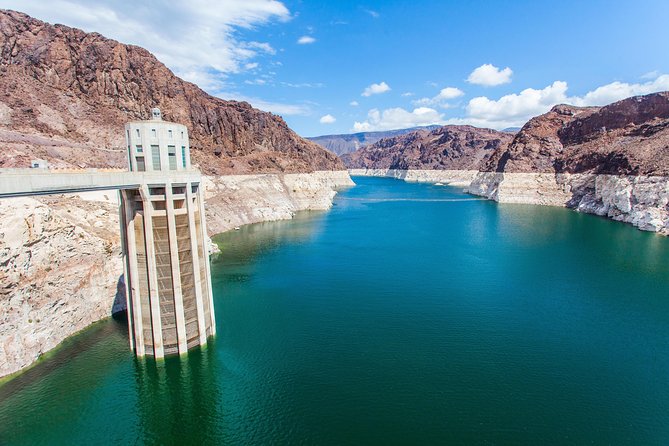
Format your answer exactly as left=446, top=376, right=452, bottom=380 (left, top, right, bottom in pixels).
left=0, top=171, right=353, bottom=378
left=467, top=172, right=669, bottom=234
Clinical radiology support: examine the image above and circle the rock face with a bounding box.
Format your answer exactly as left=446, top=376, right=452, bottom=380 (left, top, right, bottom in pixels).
left=482, top=93, right=669, bottom=176
left=0, top=9, right=343, bottom=174
left=0, top=193, right=123, bottom=378
left=341, top=125, right=513, bottom=170
left=308, top=125, right=441, bottom=156
left=469, top=92, right=669, bottom=234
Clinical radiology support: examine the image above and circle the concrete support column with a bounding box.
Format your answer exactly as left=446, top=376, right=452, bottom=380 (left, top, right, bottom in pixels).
left=165, top=182, right=188, bottom=354
left=196, top=184, right=217, bottom=335
left=122, top=190, right=145, bottom=356
left=185, top=182, right=208, bottom=345
left=118, top=191, right=135, bottom=352
left=140, top=185, right=165, bottom=359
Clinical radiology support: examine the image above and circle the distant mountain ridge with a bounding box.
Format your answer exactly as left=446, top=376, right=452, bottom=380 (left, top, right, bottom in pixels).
left=341, top=125, right=514, bottom=170
left=307, top=125, right=441, bottom=155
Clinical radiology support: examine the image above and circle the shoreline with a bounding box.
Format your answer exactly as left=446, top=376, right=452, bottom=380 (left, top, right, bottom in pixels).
left=350, top=168, right=669, bottom=236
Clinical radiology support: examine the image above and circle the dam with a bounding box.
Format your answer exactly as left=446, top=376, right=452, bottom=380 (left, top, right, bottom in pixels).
left=0, top=108, right=216, bottom=359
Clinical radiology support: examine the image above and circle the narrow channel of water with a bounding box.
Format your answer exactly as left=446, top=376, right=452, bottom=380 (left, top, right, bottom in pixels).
left=1, top=176, right=668, bottom=445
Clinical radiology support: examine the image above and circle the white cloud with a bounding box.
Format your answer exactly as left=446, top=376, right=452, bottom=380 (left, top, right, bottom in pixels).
left=244, top=78, right=267, bottom=86
left=349, top=101, right=359, bottom=106
left=6, top=0, right=291, bottom=93
left=319, top=114, right=336, bottom=124
left=401, top=92, right=414, bottom=97
left=467, top=81, right=568, bottom=122
left=571, top=74, right=669, bottom=106
left=467, top=64, right=513, bottom=86
left=220, top=93, right=310, bottom=116
left=352, top=107, right=444, bottom=132
left=280, top=81, right=324, bottom=88
left=451, top=73, right=669, bottom=129
left=641, top=70, right=660, bottom=80
left=413, top=86, right=464, bottom=108
left=364, top=9, right=380, bottom=18
left=297, top=35, right=316, bottom=44
left=362, top=81, right=391, bottom=97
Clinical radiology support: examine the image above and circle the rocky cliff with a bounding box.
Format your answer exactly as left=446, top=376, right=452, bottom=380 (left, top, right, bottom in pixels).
left=481, top=93, right=669, bottom=176
left=341, top=125, right=513, bottom=170
left=0, top=9, right=343, bottom=174
left=0, top=193, right=124, bottom=378
left=469, top=92, right=669, bottom=234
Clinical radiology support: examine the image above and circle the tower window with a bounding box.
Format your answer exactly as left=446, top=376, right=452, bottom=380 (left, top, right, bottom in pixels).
left=181, top=146, right=187, bottom=168
left=152, top=129, right=157, bottom=138
left=168, top=129, right=173, bottom=138
left=151, top=145, right=161, bottom=170
left=168, top=145, right=177, bottom=170
left=136, top=156, right=146, bottom=172
left=136, top=144, right=143, bottom=153
left=136, top=129, right=140, bottom=138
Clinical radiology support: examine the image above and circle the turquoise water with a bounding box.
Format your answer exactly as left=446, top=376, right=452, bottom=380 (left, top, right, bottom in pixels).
left=1, top=176, right=669, bottom=445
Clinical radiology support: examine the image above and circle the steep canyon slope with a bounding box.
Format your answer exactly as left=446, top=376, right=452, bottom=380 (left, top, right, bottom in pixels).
left=0, top=9, right=343, bottom=174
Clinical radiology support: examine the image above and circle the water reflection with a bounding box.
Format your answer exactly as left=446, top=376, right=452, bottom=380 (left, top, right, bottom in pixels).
left=133, top=344, right=222, bottom=444
left=212, top=211, right=327, bottom=266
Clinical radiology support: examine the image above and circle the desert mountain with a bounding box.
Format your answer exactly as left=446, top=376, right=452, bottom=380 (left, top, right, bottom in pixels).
left=482, top=92, right=669, bottom=176
left=341, top=125, right=513, bottom=170
left=308, top=125, right=441, bottom=156
left=0, top=9, right=343, bottom=174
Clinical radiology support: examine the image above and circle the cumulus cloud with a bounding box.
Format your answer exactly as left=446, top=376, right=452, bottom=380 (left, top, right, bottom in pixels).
left=220, top=92, right=310, bottom=116
left=467, top=64, right=513, bottom=86
left=467, top=81, right=568, bottom=122
left=350, top=101, right=359, bottom=106
left=297, top=35, right=316, bottom=44
left=413, top=87, right=464, bottom=108
left=452, top=73, right=669, bottom=129
left=362, top=81, right=391, bottom=97
left=6, top=0, right=290, bottom=93
left=319, top=114, right=336, bottom=124
left=352, top=107, right=444, bottom=132
left=571, top=74, right=669, bottom=106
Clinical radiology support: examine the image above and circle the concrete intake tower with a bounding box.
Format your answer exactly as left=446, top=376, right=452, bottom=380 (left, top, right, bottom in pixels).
left=120, top=108, right=216, bottom=358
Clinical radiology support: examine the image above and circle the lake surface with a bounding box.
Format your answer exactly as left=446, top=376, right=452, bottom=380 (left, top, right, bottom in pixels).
left=1, top=176, right=669, bottom=445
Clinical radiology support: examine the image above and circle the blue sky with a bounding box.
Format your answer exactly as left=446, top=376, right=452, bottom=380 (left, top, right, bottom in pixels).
left=4, top=0, right=669, bottom=136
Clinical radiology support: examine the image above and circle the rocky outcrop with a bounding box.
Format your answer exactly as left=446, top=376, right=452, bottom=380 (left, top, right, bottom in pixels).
left=0, top=171, right=353, bottom=378
left=0, top=193, right=123, bottom=378
left=469, top=92, right=669, bottom=234
left=342, top=125, right=513, bottom=170
left=203, top=171, right=354, bottom=235
left=482, top=92, right=669, bottom=176
left=0, top=9, right=343, bottom=174
left=468, top=172, right=669, bottom=234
